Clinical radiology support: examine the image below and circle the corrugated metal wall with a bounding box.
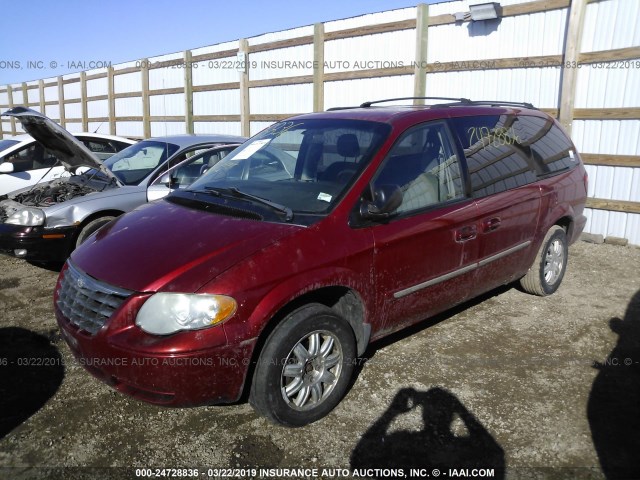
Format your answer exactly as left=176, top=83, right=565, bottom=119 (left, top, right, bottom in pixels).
left=192, top=40, right=242, bottom=135
left=575, top=0, right=640, bottom=245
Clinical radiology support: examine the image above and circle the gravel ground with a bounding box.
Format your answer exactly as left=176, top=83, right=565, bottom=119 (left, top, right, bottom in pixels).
left=0, top=241, right=639, bottom=480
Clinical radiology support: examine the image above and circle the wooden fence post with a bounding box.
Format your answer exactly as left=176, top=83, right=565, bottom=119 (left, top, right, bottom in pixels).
left=558, top=0, right=587, bottom=135
left=57, top=76, right=66, bottom=127
left=141, top=59, right=151, bottom=138
left=80, top=72, right=89, bottom=131
left=313, top=23, right=325, bottom=112
left=184, top=50, right=194, bottom=134
left=7, top=85, right=15, bottom=135
left=413, top=3, right=430, bottom=104
left=108, top=67, right=116, bottom=135
left=21, top=82, right=28, bottom=108
left=239, top=39, right=250, bottom=136
left=38, top=80, right=45, bottom=114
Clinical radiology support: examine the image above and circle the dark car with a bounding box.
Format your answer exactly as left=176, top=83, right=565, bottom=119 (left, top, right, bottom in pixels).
left=54, top=98, right=588, bottom=426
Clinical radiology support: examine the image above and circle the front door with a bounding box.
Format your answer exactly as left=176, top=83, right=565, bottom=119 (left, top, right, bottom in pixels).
left=364, top=121, right=480, bottom=337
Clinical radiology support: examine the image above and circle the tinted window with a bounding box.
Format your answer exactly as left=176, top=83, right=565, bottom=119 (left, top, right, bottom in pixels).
left=452, top=115, right=537, bottom=198
left=517, top=116, right=576, bottom=174
left=81, top=139, right=116, bottom=154
left=2, top=143, right=59, bottom=172
left=373, top=122, right=464, bottom=214
left=451, top=114, right=576, bottom=198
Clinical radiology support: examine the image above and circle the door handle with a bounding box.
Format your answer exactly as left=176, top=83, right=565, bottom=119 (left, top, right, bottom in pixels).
left=455, top=225, right=477, bottom=242
left=482, top=217, right=501, bottom=232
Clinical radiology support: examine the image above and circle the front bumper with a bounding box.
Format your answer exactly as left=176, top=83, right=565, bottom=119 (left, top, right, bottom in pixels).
left=54, top=293, right=256, bottom=407
left=0, top=223, right=77, bottom=262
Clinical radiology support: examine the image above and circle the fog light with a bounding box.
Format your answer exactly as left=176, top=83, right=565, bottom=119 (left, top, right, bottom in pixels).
left=14, top=249, right=27, bottom=257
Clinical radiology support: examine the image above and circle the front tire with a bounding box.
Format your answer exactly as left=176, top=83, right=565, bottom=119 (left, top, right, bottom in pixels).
left=520, top=225, right=568, bottom=296
left=249, top=303, right=356, bottom=427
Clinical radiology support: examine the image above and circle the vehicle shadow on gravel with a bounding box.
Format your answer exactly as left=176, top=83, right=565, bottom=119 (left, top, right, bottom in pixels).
left=588, top=289, right=640, bottom=479
left=350, top=387, right=505, bottom=479
left=0, top=327, right=64, bottom=439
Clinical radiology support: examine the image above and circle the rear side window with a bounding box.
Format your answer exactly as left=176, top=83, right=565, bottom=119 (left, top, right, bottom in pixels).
left=451, top=114, right=577, bottom=198
left=2, top=143, right=60, bottom=172
left=519, top=116, right=576, bottom=174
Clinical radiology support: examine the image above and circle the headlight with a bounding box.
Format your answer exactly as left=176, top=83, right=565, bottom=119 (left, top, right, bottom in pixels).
left=135, top=293, right=237, bottom=335
left=5, top=207, right=45, bottom=226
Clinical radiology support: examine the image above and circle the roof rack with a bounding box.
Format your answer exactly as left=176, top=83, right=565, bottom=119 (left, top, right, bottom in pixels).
left=359, top=97, right=471, bottom=107
left=468, top=100, right=537, bottom=109
left=326, top=106, right=362, bottom=111
left=355, top=97, right=537, bottom=110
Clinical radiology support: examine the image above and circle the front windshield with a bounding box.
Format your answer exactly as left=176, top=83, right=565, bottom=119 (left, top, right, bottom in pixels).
left=188, top=119, right=390, bottom=216
left=102, top=140, right=179, bottom=185
left=0, top=139, right=19, bottom=153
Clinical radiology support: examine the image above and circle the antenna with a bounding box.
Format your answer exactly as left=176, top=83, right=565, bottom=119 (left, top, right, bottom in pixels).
left=93, top=122, right=104, bottom=133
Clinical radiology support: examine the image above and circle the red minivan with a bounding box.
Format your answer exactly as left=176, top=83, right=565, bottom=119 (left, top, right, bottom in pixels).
left=54, top=99, right=587, bottom=426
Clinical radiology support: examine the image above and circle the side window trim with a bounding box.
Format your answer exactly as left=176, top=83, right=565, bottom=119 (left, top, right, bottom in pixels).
left=445, top=118, right=473, bottom=199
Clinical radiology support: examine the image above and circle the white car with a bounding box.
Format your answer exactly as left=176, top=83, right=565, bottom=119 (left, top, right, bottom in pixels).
left=0, top=131, right=135, bottom=196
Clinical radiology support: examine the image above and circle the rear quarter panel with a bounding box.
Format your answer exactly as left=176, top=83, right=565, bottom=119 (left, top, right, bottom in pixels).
left=537, top=165, right=588, bottom=247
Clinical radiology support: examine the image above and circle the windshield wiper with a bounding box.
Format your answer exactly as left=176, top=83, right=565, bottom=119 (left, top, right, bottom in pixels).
left=197, top=186, right=294, bottom=221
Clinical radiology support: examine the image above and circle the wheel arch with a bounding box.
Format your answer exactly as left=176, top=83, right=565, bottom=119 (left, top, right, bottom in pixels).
left=76, top=209, right=124, bottom=230
left=554, top=214, right=574, bottom=239
left=239, top=282, right=369, bottom=401
left=257, top=284, right=368, bottom=353
left=72, top=209, right=125, bottom=244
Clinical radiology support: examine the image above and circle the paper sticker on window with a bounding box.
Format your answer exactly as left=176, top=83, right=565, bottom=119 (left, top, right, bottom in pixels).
left=234, top=139, right=270, bottom=160
left=569, top=150, right=575, bottom=161
left=317, top=192, right=332, bottom=203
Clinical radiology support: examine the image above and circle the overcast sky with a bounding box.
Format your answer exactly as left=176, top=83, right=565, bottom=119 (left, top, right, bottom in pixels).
left=0, top=0, right=442, bottom=85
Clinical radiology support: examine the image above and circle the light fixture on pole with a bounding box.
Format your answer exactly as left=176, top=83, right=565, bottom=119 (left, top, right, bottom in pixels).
left=454, top=2, right=502, bottom=22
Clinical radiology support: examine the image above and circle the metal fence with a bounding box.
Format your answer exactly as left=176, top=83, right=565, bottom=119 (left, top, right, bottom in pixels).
left=0, top=0, right=639, bottom=244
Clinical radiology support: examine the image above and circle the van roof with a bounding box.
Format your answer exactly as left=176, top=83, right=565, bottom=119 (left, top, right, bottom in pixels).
left=292, top=102, right=549, bottom=126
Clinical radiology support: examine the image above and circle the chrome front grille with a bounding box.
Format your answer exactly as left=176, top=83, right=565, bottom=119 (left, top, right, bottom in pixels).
left=56, top=261, right=133, bottom=335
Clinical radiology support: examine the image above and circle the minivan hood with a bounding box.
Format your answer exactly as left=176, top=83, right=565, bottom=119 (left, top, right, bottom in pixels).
left=70, top=199, right=303, bottom=292
left=1, top=107, right=120, bottom=183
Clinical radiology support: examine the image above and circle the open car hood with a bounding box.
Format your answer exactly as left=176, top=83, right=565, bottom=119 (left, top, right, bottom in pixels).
left=1, top=107, right=120, bottom=184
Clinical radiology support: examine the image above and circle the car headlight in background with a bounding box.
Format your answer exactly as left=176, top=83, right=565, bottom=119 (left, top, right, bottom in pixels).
left=5, top=207, right=45, bottom=226
left=135, top=293, right=237, bottom=335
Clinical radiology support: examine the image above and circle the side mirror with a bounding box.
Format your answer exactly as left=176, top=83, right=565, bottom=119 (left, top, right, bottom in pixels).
left=159, top=173, right=171, bottom=187
left=159, top=173, right=180, bottom=188
left=359, top=184, right=403, bottom=220
left=0, top=162, right=14, bottom=174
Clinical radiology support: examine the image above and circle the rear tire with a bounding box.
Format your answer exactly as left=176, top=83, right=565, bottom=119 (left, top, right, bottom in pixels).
left=249, top=303, right=356, bottom=427
left=75, top=216, right=116, bottom=248
left=520, top=225, right=568, bottom=296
